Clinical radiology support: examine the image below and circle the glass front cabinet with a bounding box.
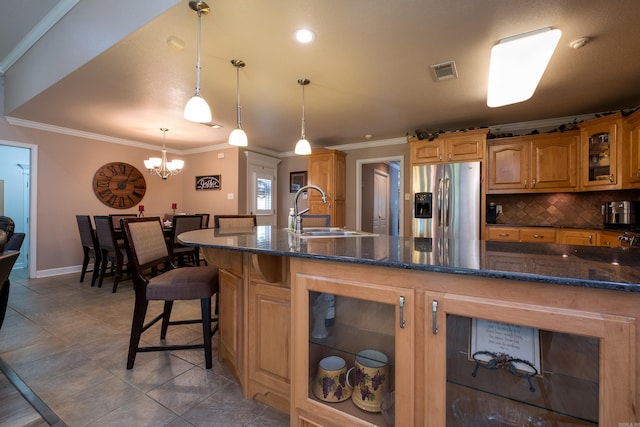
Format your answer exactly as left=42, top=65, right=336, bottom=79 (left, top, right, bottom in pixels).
left=291, top=259, right=415, bottom=427
left=426, top=292, right=635, bottom=426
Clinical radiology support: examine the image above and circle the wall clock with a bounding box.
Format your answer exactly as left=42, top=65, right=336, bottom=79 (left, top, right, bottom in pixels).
left=93, top=162, right=146, bottom=209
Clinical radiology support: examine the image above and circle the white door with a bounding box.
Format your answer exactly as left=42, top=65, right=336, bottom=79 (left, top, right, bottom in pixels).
left=373, top=169, right=389, bottom=235
left=246, top=152, right=280, bottom=226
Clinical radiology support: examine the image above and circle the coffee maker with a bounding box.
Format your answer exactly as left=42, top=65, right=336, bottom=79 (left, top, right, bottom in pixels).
left=603, top=201, right=637, bottom=227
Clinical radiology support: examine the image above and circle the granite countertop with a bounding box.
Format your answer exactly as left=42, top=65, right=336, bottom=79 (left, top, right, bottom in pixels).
left=178, top=226, right=640, bottom=292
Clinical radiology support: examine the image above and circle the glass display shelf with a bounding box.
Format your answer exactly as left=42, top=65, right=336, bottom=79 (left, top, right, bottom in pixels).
left=307, top=293, right=396, bottom=427
left=587, top=131, right=611, bottom=182
left=446, top=314, right=598, bottom=426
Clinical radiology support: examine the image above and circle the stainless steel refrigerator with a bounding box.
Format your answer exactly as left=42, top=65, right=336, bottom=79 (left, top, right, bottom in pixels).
left=412, top=161, right=481, bottom=239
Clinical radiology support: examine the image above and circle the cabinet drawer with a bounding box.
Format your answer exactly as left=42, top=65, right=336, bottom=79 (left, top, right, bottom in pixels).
left=520, top=228, right=557, bottom=243
left=557, top=229, right=596, bottom=246
left=486, top=227, right=520, bottom=242
left=597, top=231, right=623, bottom=247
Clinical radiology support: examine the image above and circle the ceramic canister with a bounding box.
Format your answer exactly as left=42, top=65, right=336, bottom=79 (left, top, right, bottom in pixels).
left=312, top=356, right=353, bottom=402
left=347, top=349, right=389, bottom=412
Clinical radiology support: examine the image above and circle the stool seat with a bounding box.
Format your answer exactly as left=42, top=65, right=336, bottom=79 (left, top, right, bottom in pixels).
left=147, top=266, right=218, bottom=300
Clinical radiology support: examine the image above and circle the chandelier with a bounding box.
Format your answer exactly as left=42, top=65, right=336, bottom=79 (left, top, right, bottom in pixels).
left=144, top=128, right=184, bottom=180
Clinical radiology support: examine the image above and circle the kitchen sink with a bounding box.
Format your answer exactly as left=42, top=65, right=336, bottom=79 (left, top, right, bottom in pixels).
left=296, top=227, right=378, bottom=238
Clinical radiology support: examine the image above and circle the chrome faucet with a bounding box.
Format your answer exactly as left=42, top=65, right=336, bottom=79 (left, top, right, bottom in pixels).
left=293, top=185, right=327, bottom=233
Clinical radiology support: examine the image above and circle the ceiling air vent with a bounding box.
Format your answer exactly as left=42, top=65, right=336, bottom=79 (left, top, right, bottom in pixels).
left=430, top=61, right=458, bottom=81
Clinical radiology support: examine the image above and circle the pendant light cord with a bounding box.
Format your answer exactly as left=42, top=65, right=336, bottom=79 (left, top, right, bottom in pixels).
left=236, top=65, right=242, bottom=128
left=194, top=11, right=202, bottom=96
left=300, top=83, right=306, bottom=139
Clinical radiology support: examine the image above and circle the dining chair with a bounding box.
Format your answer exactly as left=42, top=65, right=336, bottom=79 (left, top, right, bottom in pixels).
left=301, top=214, right=331, bottom=227
left=109, top=214, right=138, bottom=231
left=120, top=217, right=219, bottom=369
left=169, top=215, right=204, bottom=266
left=94, top=215, right=129, bottom=293
left=196, top=213, right=210, bottom=229
left=75, top=215, right=101, bottom=286
left=6, top=232, right=25, bottom=251
left=0, top=251, right=20, bottom=331
left=213, top=214, right=257, bottom=228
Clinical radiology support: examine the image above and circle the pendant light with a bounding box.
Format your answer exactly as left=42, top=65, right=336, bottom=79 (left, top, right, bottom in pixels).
left=144, top=128, right=185, bottom=180
left=295, top=78, right=312, bottom=155
left=228, top=59, right=248, bottom=146
left=184, top=1, right=212, bottom=123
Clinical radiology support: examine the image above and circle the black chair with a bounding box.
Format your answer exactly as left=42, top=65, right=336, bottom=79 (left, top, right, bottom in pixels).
left=6, top=232, right=25, bottom=251
left=75, top=215, right=101, bottom=286
left=196, top=214, right=210, bottom=229
left=94, top=215, right=129, bottom=293
left=0, top=251, right=20, bottom=330
left=120, top=217, right=219, bottom=369
left=213, top=215, right=257, bottom=228
left=109, top=214, right=138, bottom=231
left=169, top=215, right=204, bottom=266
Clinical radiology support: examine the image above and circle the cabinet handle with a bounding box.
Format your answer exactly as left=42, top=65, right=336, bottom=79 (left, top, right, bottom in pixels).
left=439, top=153, right=443, bottom=161
left=432, top=300, right=438, bottom=334
left=533, top=234, right=544, bottom=239
left=589, top=234, right=593, bottom=243
left=524, top=179, right=528, bottom=188
left=499, top=233, right=509, bottom=237
left=448, top=153, right=452, bottom=161
left=532, top=178, right=536, bottom=187
left=636, top=169, right=640, bottom=178
left=609, top=174, right=614, bottom=183
left=399, top=296, right=406, bottom=329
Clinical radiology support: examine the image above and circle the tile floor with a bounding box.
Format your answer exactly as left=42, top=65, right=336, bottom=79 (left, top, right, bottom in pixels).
left=0, top=268, right=290, bottom=427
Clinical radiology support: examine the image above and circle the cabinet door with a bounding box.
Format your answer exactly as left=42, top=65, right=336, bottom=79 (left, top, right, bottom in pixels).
left=597, top=230, right=623, bottom=247
left=580, top=117, right=619, bottom=190
left=446, top=134, right=485, bottom=162
left=530, top=135, right=577, bottom=191
left=426, top=293, right=635, bottom=425
left=557, top=229, right=596, bottom=246
left=519, top=227, right=556, bottom=243
left=487, top=141, right=529, bottom=192
left=626, top=114, right=640, bottom=186
left=411, top=139, right=444, bottom=164
left=291, top=269, right=415, bottom=426
left=486, top=226, right=520, bottom=242
left=248, top=280, right=290, bottom=412
left=219, top=269, right=243, bottom=378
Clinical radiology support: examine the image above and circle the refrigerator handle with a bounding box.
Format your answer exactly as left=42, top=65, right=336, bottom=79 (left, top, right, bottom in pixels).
left=444, top=177, right=450, bottom=227
left=437, top=178, right=443, bottom=226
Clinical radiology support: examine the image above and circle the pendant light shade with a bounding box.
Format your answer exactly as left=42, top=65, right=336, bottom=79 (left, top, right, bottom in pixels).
left=184, top=1, right=212, bottom=123
left=228, top=59, right=248, bottom=146
left=295, top=78, right=312, bottom=155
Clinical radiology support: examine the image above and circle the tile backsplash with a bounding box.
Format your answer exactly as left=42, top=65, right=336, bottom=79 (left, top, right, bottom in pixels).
left=488, top=190, right=640, bottom=228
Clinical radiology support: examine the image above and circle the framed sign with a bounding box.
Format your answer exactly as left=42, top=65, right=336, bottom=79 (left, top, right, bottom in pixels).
left=195, top=175, right=221, bottom=190
left=290, top=171, right=307, bottom=193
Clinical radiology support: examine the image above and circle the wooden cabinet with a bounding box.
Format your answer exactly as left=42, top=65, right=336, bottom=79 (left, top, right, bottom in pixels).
left=201, top=248, right=291, bottom=413
left=557, top=229, right=596, bottom=246
left=579, top=113, right=630, bottom=190
left=409, top=128, right=488, bottom=165
left=428, top=287, right=635, bottom=425
left=486, top=226, right=556, bottom=243
left=624, top=109, right=640, bottom=187
left=487, top=132, right=578, bottom=193
left=307, top=149, right=346, bottom=227
left=291, top=259, right=415, bottom=427
left=597, top=230, right=624, bottom=247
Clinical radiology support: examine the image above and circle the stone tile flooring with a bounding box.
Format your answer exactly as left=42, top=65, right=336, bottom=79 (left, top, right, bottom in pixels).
left=0, top=269, right=289, bottom=427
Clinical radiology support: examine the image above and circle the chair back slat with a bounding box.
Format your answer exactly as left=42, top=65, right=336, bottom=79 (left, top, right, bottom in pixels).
left=121, top=217, right=170, bottom=270
left=172, top=215, right=204, bottom=244
left=196, top=214, right=210, bottom=228
left=214, top=215, right=257, bottom=228
left=109, top=214, right=137, bottom=230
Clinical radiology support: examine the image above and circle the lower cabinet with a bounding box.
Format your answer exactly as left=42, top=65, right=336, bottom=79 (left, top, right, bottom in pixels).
left=557, top=229, right=596, bottom=246
left=427, top=290, right=635, bottom=425
left=290, top=259, right=415, bottom=427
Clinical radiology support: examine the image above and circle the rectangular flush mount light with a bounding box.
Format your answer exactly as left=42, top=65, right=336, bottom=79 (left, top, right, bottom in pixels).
left=487, top=27, right=562, bottom=108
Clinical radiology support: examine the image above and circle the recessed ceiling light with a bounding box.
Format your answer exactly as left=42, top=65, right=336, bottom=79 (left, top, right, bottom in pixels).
left=295, top=28, right=315, bottom=43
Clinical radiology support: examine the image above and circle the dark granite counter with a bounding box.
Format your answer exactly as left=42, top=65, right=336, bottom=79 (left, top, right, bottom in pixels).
left=179, top=226, right=640, bottom=292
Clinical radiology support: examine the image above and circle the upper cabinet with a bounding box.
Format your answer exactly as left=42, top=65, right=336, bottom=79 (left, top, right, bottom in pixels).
left=307, top=149, right=347, bottom=227
left=624, top=109, right=640, bottom=187
left=578, top=112, right=637, bottom=190
left=487, top=131, right=579, bottom=193
left=409, top=128, right=488, bottom=165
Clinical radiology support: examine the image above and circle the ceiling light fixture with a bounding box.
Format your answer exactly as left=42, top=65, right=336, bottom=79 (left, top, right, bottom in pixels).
left=487, top=27, right=562, bottom=108
left=144, top=128, right=184, bottom=180
left=228, top=59, right=248, bottom=147
left=295, top=78, right=312, bottom=155
left=295, top=28, right=315, bottom=43
left=184, top=1, right=212, bottom=123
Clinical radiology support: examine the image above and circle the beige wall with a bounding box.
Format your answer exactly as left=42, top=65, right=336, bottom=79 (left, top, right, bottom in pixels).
left=1, top=115, right=411, bottom=275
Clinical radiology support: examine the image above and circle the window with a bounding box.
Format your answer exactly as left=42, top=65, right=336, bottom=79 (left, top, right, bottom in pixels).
left=256, top=177, right=272, bottom=211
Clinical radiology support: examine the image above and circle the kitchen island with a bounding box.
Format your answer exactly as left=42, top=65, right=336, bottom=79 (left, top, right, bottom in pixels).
left=179, top=226, right=640, bottom=426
